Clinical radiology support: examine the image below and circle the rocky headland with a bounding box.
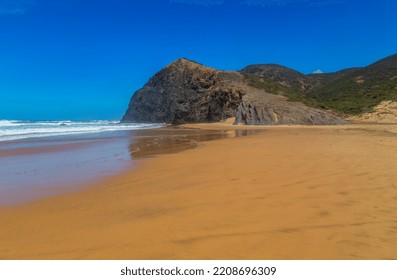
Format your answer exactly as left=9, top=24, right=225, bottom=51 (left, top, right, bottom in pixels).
left=122, top=54, right=397, bottom=125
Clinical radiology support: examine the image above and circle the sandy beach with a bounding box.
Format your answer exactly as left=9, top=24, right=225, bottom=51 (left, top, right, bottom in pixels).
left=1, top=124, right=397, bottom=260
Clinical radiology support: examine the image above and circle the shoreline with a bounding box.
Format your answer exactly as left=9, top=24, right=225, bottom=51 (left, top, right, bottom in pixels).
left=0, top=127, right=238, bottom=206
left=0, top=123, right=397, bottom=259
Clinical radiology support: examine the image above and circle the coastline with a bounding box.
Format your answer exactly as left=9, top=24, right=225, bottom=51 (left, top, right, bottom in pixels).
left=0, top=123, right=397, bottom=259
left=0, top=127, right=234, bottom=206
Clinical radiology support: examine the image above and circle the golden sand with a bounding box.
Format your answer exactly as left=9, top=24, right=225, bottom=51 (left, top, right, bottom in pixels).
left=1, top=124, right=397, bottom=259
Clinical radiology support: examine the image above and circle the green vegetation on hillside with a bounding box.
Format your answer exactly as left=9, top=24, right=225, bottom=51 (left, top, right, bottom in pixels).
left=243, top=73, right=322, bottom=109
left=243, top=54, right=397, bottom=116
left=307, top=75, right=397, bottom=115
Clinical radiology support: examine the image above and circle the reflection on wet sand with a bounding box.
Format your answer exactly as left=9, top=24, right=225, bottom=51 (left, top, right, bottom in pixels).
left=0, top=127, right=259, bottom=205
left=128, top=128, right=259, bottom=159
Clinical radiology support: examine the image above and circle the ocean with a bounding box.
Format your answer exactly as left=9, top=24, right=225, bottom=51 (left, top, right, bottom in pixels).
left=0, top=120, right=164, bottom=142
left=0, top=120, right=165, bottom=205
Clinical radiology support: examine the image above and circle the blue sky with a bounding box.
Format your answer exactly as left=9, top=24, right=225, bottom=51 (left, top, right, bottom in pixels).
left=0, top=0, right=396, bottom=120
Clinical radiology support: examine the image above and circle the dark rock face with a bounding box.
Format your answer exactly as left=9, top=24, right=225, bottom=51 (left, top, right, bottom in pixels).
left=121, top=59, right=243, bottom=124
left=122, top=58, right=346, bottom=125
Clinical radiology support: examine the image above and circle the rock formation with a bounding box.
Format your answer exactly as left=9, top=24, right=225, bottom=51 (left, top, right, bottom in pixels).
left=235, top=94, right=344, bottom=125
left=121, top=58, right=346, bottom=125
left=121, top=59, right=244, bottom=124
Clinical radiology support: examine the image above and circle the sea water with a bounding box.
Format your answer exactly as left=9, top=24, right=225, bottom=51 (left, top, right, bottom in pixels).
left=0, top=120, right=165, bottom=205
left=0, top=120, right=163, bottom=142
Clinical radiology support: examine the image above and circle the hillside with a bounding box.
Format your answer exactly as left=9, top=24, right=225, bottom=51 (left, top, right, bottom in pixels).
left=306, top=54, right=397, bottom=115
left=347, top=101, right=397, bottom=123
left=240, top=54, right=397, bottom=116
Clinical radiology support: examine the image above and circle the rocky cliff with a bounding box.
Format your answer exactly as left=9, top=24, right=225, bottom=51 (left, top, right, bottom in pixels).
left=121, top=58, right=345, bottom=125
left=121, top=59, right=243, bottom=124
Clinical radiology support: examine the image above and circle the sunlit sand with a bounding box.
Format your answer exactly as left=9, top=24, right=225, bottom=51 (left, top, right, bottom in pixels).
left=0, top=124, right=396, bottom=260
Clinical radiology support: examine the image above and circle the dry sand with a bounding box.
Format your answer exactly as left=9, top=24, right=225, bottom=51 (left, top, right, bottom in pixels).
left=1, top=124, right=397, bottom=260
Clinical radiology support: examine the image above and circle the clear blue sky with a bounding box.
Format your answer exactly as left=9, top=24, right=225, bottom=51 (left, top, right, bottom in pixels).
left=0, top=0, right=396, bottom=120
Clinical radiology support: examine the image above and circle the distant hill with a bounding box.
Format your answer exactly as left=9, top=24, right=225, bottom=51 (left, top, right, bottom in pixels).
left=307, top=54, right=397, bottom=114
left=122, top=54, right=397, bottom=125
left=239, top=54, right=397, bottom=115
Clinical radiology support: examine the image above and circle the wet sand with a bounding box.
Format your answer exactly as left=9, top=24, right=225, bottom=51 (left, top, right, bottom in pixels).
left=0, top=124, right=397, bottom=259
left=0, top=128, right=233, bottom=205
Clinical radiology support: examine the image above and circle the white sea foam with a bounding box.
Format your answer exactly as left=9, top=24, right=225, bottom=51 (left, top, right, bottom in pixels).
left=0, top=120, right=23, bottom=126
left=0, top=120, right=164, bottom=142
